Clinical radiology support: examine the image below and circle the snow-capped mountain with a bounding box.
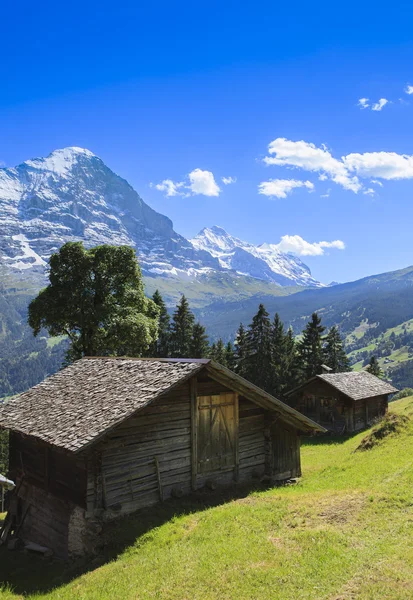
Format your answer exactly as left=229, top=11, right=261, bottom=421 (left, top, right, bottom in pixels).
left=0, top=147, right=218, bottom=278
left=191, top=226, right=323, bottom=287
left=0, top=147, right=322, bottom=289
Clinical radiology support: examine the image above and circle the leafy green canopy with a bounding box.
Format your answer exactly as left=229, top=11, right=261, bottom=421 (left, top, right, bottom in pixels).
left=28, top=242, right=158, bottom=360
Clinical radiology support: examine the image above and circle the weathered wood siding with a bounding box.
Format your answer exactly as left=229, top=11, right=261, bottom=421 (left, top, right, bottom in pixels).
left=271, top=422, right=301, bottom=480
left=238, top=397, right=266, bottom=480
left=287, top=380, right=389, bottom=433
left=89, top=374, right=290, bottom=516
left=93, top=382, right=193, bottom=517
left=9, top=432, right=87, bottom=507
left=8, top=433, right=89, bottom=558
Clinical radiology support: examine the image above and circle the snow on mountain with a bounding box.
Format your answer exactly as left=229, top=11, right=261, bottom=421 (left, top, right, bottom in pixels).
left=0, top=148, right=322, bottom=289
left=0, top=147, right=218, bottom=277
left=191, top=226, right=324, bottom=287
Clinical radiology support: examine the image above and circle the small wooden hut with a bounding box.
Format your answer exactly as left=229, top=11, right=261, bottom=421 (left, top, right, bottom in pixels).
left=285, top=371, right=397, bottom=434
left=0, top=357, right=323, bottom=558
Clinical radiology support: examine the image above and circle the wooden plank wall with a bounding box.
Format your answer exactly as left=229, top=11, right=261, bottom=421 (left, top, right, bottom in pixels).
left=271, top=423, right=301, bottom=480
left=96, top=382, right=193, bottom=516
left=14, top=480, right=72, bottom=558
left=238, top=397, right=266, bottom=481
left=9, top=432, right=87, bottom=507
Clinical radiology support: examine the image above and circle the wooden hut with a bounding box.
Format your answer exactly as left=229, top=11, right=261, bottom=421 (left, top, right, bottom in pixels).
left=284, top=371, right=397, bottom=434
left=0, top=357, right=323, bottom=558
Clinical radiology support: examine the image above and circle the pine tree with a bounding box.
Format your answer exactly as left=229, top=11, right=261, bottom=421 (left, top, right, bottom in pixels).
left=210, top=338, right=227, bottom=365
left=149, top=290, right=170, bottom=357
left=209, top=342, right=217, bottom=361
left=270, top=313, right=286, bottom=396
left=190, top=322, right=209, bottom=358
left=323, top=326, right=351, bottom=373
left=169, top=295, right=195, bottom=358
left=282, top=327, right=301, bottom=394
left=366, top=356, right=383, bottom=378
left=244, top=303, right=272, bottom=391
left=298, top=312, right=326, bottom=381
left=225, top=341, right=236, bottom=371
left=234, top=323, right=248, bottom=376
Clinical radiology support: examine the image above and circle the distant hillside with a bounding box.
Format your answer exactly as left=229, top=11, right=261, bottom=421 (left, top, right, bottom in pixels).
left=196, top=264, right=413, bottom=340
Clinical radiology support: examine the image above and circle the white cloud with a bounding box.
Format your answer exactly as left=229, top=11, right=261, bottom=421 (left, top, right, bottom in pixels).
left=344, top=151, right=413, bottom=180
left=151, top=179, right=186, bottom=197
left=371, top=179, right=383, bottom=187
left=358, top=98, right=370, bottom=109
left=321, top=188, right=331, bottom=198
left=405, top=85, right=413, bottom=95
left=263, top=138, right=362, bottom=192
left=263, top=137, right=413, bottom=193
left=222, top=176, right=237, bottom=185
left=371, top=98, right=389, bottom=111
left=188, top=168, right=220, bottom=196
left=275, top=235, right=345, bottom=256
left=258, top=178, right=314, bottom=199
left=152, top=168, right=221, bottom=198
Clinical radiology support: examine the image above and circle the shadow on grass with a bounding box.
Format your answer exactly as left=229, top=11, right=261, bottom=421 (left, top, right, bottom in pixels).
left=0, top=481, right=269, bottom=597
left=301, top=430, right=361, bottom=447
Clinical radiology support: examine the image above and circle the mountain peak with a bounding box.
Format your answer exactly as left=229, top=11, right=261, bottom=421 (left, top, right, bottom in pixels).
left=191, top=226, right=322, bottom=287
left=23, top=147, right=98, bottom=178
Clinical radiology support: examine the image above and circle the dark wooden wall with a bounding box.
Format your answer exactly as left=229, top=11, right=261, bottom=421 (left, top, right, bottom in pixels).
left=270, top=422, right=301, bottom=480
left=8, top=432, right=89, bottom=558
left=286, top=381, right=389, bottom=433
left=9, top=432, right=87, bottom=506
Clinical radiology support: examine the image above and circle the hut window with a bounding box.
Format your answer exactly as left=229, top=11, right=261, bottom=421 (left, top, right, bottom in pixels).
left=197, top=393, right=237, bottom=474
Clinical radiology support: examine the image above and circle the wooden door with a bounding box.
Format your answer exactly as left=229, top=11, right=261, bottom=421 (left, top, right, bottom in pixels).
left=197, top=393, right=237, bottom=474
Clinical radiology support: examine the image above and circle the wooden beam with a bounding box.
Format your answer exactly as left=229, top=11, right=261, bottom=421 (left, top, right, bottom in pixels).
left=234, top=394, right=239, bottom=482
left=154, top=456, right=163, bottom=502
left=190, top=377, right=198, bottom=491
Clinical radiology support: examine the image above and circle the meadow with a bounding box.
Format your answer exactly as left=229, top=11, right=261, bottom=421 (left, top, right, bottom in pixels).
left=1, top=397, right=413, bottom=599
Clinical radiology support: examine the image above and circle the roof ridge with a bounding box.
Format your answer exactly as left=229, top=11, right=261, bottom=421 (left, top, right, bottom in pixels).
left=82, top=357, right=211, bottom=363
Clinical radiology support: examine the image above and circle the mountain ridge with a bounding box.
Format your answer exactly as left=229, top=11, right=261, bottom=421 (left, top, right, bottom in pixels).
left=191, top=225, right=323, bottom=287
left=0, top=146, right=322, bottom=290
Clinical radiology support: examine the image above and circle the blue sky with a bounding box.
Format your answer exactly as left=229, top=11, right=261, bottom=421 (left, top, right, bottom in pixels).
left=2, top=0, right=413, bottom=284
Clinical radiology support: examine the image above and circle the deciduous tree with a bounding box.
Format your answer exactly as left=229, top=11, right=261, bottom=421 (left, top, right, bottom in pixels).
left=28, top=242, right=158, bottom=361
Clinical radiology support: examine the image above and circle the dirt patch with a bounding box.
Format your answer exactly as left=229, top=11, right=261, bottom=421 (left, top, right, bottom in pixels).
left=356, top=413, right=410, bottom=451
left=283, top=493, right=366, bottom=531
left=317, top=495, right=365, bottom=525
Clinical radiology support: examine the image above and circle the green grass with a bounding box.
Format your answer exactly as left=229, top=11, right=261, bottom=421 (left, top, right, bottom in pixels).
left=347, top=317, right=413, bottom=376
left=2, top=398, right=413, bottom=599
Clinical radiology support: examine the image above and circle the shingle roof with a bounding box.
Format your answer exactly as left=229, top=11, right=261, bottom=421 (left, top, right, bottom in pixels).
left=0, top=358, right=204, bottom=453
left=0, top=357, right=324, bottom=453
left=287, top=371, right=397, bottom=401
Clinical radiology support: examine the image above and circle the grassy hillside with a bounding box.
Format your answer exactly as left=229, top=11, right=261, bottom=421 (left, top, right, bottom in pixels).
left=1, top=398, right=413, bottom=599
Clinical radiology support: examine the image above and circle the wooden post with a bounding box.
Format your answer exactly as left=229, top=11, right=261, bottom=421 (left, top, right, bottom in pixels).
left=190, top=377, right=198, bottom=491
left=234, top=393, right=239, bottom=482
left=154, top=456, right=163, bottom=502
left=316, top=397, right=321, bottom=423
